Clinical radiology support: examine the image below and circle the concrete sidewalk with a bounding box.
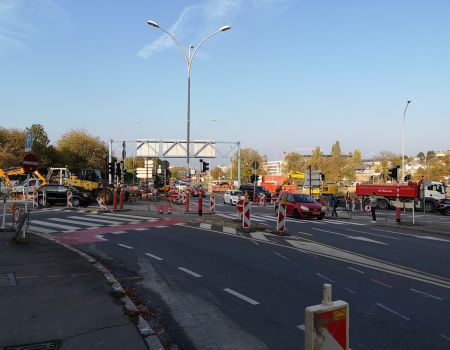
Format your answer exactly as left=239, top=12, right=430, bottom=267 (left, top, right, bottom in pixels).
left=0, top=231, right=148, bottom=350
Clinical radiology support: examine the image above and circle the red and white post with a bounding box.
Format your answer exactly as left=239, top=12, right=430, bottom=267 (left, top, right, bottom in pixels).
left=66, top=190, right=73, bottom=208
left=210, top=191, right=215, bottom=213
left=185, top=189, right=190, bottom=213
left=305, top=284, right=349, bottom=350
left=237, top=197, right=244, bottom=220
left=277, top=199, right=287, bottom=233
left=33, top=190, right=38, bottom=208
left=242, top=200, right=251, bottom=230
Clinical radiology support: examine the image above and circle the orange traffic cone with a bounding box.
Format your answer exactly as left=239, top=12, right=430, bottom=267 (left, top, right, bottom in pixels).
left=158, top=204, right=164, bottom=214
left=167, top=205, right=172, bottom=215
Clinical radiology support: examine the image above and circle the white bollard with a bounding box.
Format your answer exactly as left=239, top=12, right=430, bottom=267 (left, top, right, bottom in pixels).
left=305, top=284, right=349, bottom=350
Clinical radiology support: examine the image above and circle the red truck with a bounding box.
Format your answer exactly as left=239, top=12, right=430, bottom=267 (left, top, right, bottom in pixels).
left=355, top=181, right=446, bottom=212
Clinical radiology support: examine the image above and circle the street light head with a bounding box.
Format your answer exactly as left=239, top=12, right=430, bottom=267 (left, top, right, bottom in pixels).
left=134, top=120, right=140, bottom=124
left=147, top=20, right=160, bottom=28
left=407, top=100, right=411, bottom=104
left=219, top=25, right=231, bottom=32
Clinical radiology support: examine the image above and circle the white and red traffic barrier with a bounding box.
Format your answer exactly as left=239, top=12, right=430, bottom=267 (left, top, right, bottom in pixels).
left=237, top=197, right=244, bottom=220
left=277, top=201, right=287, bottom=233
left=185, top=190, right=190, bottom=212
left=67, top=190, right=73, bottom=208
left=305, top=284, right=349, bottom=350
left=33, top=190, right=38, bottom=208
left=167, top=204, right=172, bottom=215
left=242, top=200, right=251, bottom=230
left=210, top=192, right=215, bottom=213
left=159, top=204, right=164, bottom=214
left=96, top=197, right=109, bottom=212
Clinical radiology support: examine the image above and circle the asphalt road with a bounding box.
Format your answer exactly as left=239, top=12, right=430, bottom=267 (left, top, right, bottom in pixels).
left=3, top=201, right=450, bottom=350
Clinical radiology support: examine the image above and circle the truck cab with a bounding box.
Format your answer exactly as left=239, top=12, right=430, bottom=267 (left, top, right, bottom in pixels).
left=423, top=181, right=447, bottom=212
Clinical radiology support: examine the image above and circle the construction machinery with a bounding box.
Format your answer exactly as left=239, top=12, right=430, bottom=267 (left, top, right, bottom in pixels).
left=0, top=167, right=47, bottom=198
left=46, top=167, right=114, bottom=204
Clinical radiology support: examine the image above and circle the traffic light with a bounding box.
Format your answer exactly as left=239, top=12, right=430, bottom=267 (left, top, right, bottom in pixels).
left=122, top=141, right=126, bottom=159
left=108, top=162, right=115, bottom=177
left=202, top=161, right=209, bottom=172
left=320, top=173, right=325, bottom=181
left=404, top=174, right=411, bottom=181
left=250, top=174, right=257, bottom=183
left=388, top=166, right=399, bottom=181
left=116, top=162, right=121, bottom=179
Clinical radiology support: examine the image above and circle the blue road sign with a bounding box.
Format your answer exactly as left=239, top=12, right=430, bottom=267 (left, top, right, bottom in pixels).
left=25, top=131, right=33, bottom=152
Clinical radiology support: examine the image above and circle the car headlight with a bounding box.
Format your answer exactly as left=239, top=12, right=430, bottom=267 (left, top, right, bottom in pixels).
left=300, top=205, right=310, bottom=211
left=321, top=206, right=326, bottom=212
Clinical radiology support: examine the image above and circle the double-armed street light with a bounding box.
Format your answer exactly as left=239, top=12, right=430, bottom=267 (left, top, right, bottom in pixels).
left=146, top=20, right=231, bottom=181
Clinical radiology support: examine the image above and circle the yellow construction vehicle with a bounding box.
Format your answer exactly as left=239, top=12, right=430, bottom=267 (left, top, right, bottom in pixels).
left=0, top=167, right=47, bottom=198
left=46, top=167, right=114, bottom=204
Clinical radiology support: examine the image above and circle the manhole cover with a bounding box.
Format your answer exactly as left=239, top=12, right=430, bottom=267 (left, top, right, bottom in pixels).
left=4, top=341, right=59, bottom=350
left=0, top=273, right=17, bottom=287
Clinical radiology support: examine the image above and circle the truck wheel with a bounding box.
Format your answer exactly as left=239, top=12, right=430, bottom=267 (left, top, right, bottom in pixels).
left=97, top=189, right=113, bottom=205
left=425, top=201, right=434, bottom=213
left=377, top=199, right=389, bottom=210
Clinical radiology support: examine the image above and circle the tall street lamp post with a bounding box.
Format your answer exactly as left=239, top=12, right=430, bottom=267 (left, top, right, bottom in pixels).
left=402, top=100, right=411, bottom=183
left=147, top=20, right=231, bottom=182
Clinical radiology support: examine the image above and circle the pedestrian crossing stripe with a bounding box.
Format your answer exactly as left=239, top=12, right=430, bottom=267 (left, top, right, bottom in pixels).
left=101, top=213, right=158, bottom=221
left=67, top=216, right=127, bottom=225
left=49, top=218, right=101, bottom=227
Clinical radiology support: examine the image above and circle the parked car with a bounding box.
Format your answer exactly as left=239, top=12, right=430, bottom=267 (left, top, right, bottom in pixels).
left=223, top=190, right=244, bottom=205
left=275, top=192, right=325, bottom=220
left=239, top=184, right=272, bottom=202
left=435, top=198, right=450, bottom=216
left=37, top=184, right=91, bottom=207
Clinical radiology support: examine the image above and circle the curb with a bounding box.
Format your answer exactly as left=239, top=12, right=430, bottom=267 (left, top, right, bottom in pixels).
left=30, top=231, right=166, bottom=350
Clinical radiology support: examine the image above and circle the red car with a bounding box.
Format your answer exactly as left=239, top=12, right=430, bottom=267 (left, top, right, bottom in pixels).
left=275, top=192, right=325, bottom=220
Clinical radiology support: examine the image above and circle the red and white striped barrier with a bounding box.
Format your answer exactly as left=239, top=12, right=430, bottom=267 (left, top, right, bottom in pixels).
left=277, top=202, right=286, bottom=233
left=185, top=189, right=190, bottom=212
left=33, top=190, right=38, bottom=208
left=67, top=190, right=73, bottom=208
left=210, top=192, right=215, bottom=213
left=96, top=197, right=109, bottom=212
left=242, top=200, right=251, bottom=230
left=237, top=197, right=244, bottom=220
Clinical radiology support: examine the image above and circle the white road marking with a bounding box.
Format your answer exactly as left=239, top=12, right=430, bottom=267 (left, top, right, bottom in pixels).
left=95, top=234, right=107, bottom=241
left=49, top=218, right=100, bottom=227
left=297, top=231, right=313, bottom=236
left=178, top=267, right=202, bottom=278
left=117, top=243, right=133, bottom=250
left=415, top=236, right=450, bottom=243
left=347, top=266, right=365, bottom=274
left=200, top=223, right=212, bottom=229
left=370, top=228, right=414, bottom=238
left=27, top=226, right=56, bottom=234
left=410, top=288, right=443, bottom=301
left=274, top=252, right=290, bottom=260
left=441, top=334, right=450, bottom=341
left=133, top=228, right=147, bottom=231
left=371, top=279, right=392, bottom=288
left=347, top=236, right=388, bottom=245
left=316, top=273, right=335, bottom=283
left=103, top=213, right=157, bottom=220
left=111, top=231, right=127, bottom=234
left=68, top=216, right=124, bottom=225
left=376, top=303, right=410, bottom=321
left=223, top=227, right=237, bottom=234
left=297, top=325, right=305, bottom=332
left=154, top=225, right=168, bottom=228
left=250, top=231, right=270, bottom=241
left=312, top=228, right=348, bottom=237
left=345, top=288, right=356, bottom=294
left=323, top=219, right=364, bottom=226
left=223, top=288, right=260, bottom=305
left=89, top=214, right=138, bottom=222
left=31, top=220, right=79, bottom=231
left=346, top=228, right=400, bottom=240
left=145, top=252, right=163, bottom=261
left=250, top=240, right=259, bottom=246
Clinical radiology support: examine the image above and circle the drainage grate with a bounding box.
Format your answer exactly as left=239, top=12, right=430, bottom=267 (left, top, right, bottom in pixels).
left=4, top=341, right=59, bottom=350
left=0, top=273, right=17, bottom=287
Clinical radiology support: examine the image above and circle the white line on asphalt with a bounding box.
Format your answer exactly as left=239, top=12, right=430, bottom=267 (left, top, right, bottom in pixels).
left=31, top=220, right=79, bottom=231
left=441, top=334, right=450, bottom=341
left=345, top=288, right=356, bottom=294
left=88, top=214, right=140, bottom=222
left=371, top=279, right=392, bottom=288
left=297, top=231, right=313, bottom=236
left=178, top=267, right=202, bottom=278
left=117, top=243, right=133, bottom=250
left=370, top=228, right=414, bottom=237
left=347, top=236, right=388, bottom=245
left=27, top=226, right=56, bottom=234
left=49, top=218, right=100, bottom=227
left=323, top=219, right=365, bottom=226
left=297, top=325, right=305, bottom=332
left=223, top=288, right=260, bottom=305
left=95, top=234, right=107, bottom=241
left=410, top=288, right=443, bottom=301
left=154, top=225, right=168, bottom=228
left=145, top=252, right=163, bottom=261
left=316, top=273, right=335, bottom=283
left=346, top=228, right=400, bottom=240
left=376, top=303, right=410, bottom=321
left=111, top=231, right=127, bottom=234
left=312, top=228, right=348, bottom=237
left=274, top=252, right=290, bottom=260
left=103, top=213, right=157, bottom=220
left=415, top=236, right=450, bottom=243
left=68, top=216, right=124, bottom=225
left=250, top=240, right=259, bottom=246
left=250, top=231, right=270, bottom=241
left=347, top=266, right=365, bottom=274
left=133, top=228, right=147, bottom=231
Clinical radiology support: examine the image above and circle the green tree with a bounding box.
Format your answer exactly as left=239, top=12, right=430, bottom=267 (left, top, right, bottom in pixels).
left=56, top=129, right=108, bottom=170
left=416, top=152, right=425, bottom=161
left=309, top=146, right=323, bottom=170
left=426, top=150, right=436, bottom=162
left=353, top=149, right=363, bottom=165
left=232, top=148, right=266, bottom=184
left=170, top=166, right=187, bottom=179
left=26, top=124, right=53, bottom=168
left=327, top=141, right=345, bottom=181
left=0, top=127, right=26, bottom=168
left=210, top=166, right=225, bottom=180
left=282, top=152, right=306, bottom=174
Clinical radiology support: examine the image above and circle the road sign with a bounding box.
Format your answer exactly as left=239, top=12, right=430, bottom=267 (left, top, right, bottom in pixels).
left=22, top=153, right=38, bottom=172
left=25, top=131, right=33, bottom=152
left=252, top=161, right=259, bottom=170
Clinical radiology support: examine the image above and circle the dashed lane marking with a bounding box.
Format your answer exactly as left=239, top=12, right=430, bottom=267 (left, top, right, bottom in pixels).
left=223, top=288, right=260, bottom=305
left=178, top=267, right=202, bottom=278
left=145, top=252, right=163, bottom=261
left=316, top=273, right=335, bottom=283
left=298, top=231, right=313, bottom=236
left=371, top=278, right=392, bottom=288
left=376, top=303, right=410, bottom=321
left=117, top=243, right=133, bottom=250
left=347, top=266, right=365, bottom=274
left=346, top=228, right=400, bottom=240
left=410, top=288, right=443, bottom=301
left=274, top=252, right=290, bottom=260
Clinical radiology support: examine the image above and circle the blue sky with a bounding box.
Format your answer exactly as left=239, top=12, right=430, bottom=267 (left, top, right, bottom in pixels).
left=1, top=0, right=449, bottom=164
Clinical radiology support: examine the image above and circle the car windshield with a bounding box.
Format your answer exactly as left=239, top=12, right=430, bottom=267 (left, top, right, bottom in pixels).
left=293, top=194, right=316, bottom=203
left=231, top=191, right=243, bottom=196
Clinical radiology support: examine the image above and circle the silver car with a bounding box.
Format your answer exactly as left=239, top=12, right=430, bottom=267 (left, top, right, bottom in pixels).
left=223, top=190, right=244, bottom=205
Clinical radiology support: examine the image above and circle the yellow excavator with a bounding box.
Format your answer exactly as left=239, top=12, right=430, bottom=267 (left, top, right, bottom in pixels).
left=0, top=167, right=47, bottom=198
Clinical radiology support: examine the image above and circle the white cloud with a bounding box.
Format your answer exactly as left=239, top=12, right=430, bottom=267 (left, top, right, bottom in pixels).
left=138, top=0, right=293, bottom=59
